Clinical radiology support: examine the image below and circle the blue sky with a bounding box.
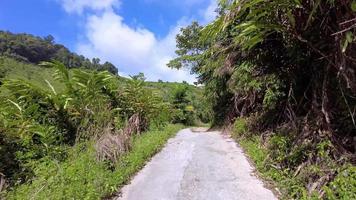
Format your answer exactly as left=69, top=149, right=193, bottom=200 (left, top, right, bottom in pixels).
left=0, top=0, right=217, bottom=82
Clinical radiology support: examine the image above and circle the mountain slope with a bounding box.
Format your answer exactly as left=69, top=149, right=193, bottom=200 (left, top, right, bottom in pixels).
left=0, top=31, right=118, bottom=74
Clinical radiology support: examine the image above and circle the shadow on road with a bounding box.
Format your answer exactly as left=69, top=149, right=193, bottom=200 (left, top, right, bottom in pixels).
left=190, top=127, right=209, bottom=132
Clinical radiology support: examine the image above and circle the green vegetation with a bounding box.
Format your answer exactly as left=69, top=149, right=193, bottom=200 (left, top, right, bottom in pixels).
left=171, top=84, right=198, bottom=125
left=0, top=56, right=209, bottom=124
left=169, top=0, right=355, bottom=199
left=0, top=57, right=61, bottom=92
left=0, top=44, right=207, bottom=197
left=0, top=31, right=117, bottom=74
left=146, top=81, right=211, bottom=125
left=6, top=124, right=184, bottom=200
left=1, top=0, right=355, bottom=198
left=232, top=118, right=356, bottom=199
left=0, top=57, right=199, bottom=198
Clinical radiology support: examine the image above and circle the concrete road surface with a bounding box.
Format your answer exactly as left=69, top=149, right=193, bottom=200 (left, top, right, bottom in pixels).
left=115, top=128, right=277, bottom=200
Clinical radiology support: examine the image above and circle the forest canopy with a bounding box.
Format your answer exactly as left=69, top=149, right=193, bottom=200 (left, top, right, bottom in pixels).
left=0, top=31, right=118, bottom=74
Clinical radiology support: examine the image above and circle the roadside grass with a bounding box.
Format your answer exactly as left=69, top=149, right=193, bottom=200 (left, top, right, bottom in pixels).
left=6, top=124, right=184, bottom=200
left=231, top=118, right=356, bottom=200
left=235, top=135, right=307, bottom=199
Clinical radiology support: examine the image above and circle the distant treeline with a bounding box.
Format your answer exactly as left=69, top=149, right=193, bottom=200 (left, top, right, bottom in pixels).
left=0, top=31, right=118, bottom=74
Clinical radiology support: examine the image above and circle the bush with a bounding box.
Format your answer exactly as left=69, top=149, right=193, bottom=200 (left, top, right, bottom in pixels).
left=324, top=165, right=356, bottom=200
left=232, top=118, right=248, bottom=138
left=231, top=117, right=356, bottom=199
left=5, top=124, right=184, bottom=199
left=170, top=1, right=356, bottom=197
left=0, top=61, right=186, bottom=193
left=171, top=85, right=197, bottom=125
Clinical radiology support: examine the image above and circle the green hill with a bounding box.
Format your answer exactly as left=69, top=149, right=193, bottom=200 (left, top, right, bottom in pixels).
left=0, top=31, right=117, bottom=74
left=0, top=54, right=211, bottom=127
left=0, top=57, right=61, bottom=93
left=0, top=57, right=207, bottom=115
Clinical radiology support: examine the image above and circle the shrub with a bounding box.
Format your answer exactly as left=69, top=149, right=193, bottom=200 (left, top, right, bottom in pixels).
left=232, top=118, right=248, bottom=138
left=171, top=85, right=197, bottom=125
left=5, top=124, right=184, bottom=200
left=231, top=117, right=356, bottom=199
left=0, top=61, right=177, bottom=190
left=324, top=165, right=356, bottom=200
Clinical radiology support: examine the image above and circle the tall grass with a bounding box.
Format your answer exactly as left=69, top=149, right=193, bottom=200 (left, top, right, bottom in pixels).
left=5, top=124, right=184, bottom=200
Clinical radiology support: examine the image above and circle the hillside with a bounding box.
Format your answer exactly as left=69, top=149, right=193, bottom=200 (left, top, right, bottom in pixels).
left=0, top=56, right=210, bottom=123
left=0, top=57, right=61, bottom=92
left=0, top=31, right=118, bottom=74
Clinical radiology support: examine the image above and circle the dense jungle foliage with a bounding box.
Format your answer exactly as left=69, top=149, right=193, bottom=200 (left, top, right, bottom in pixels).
left=0, top=31, right=118, bottom=74
left=0, top=41, right=209, bottom=197
left=169, top=0, right=356, bottom=199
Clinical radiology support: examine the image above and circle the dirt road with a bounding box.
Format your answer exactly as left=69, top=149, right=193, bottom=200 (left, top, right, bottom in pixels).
left=115, top=128, right=277, bottom=200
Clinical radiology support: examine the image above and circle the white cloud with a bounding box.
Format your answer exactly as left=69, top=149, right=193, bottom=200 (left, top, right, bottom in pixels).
left=76, top=10, right=197, bottom=83
left=59, top=0, right=120, bottom=14
left=78, top=11, right=156, bottom=66
left=60, top=0, right=217, bottom=83
left=144, top=0, right=206, bottom=7
left=202, top=0, right=218, bottom=23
